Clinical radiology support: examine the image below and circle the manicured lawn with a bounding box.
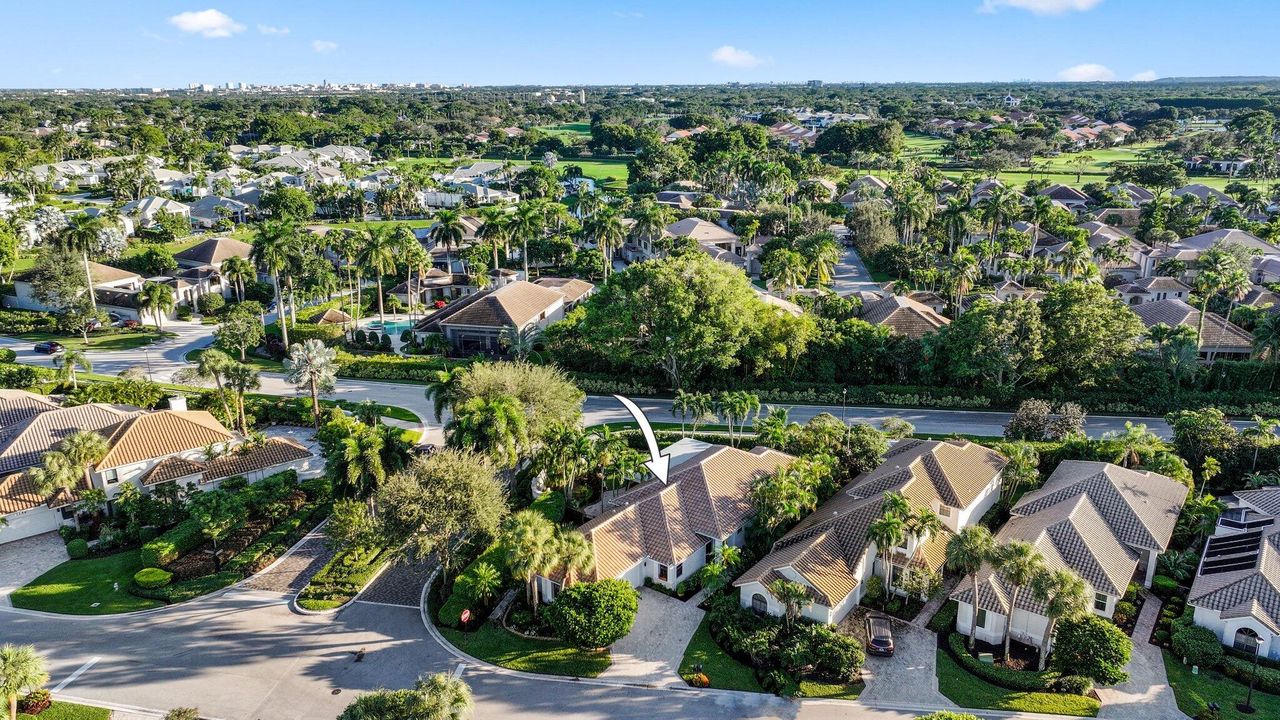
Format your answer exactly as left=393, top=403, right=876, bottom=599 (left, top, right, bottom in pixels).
left=535, top=122, right=592, bottom=138
left=679, top=616, right=765, bottom=692
left=18, top=701, right=111, bottom=720
left=18, top=330, right=172, bottom=352
left=189, top=348, right=284, bottom=371
left=1163, top=649, right=1280, bottom=720
left=935, top=649, right=1099, bottom=717
left=10, top=550, right=163, bottom=615
left=796, top=679, right=864, bottom=700
left=441, top=623, right=610, bottom=678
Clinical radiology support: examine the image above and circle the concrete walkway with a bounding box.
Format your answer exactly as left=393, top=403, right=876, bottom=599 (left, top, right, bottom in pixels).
left=600, top=587, right=704, bottom=687
left=1097, top=596, right=1188, bottom=719
left=0, top=532, right=67, bottom=606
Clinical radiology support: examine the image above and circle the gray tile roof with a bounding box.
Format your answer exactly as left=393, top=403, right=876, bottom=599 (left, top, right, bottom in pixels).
left=1189, top=523, right=1280, bottom=634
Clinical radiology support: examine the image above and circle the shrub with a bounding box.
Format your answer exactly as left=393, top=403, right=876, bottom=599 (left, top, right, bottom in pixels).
left=1152, top=575, right=1178, bottom=597
left=1050, top=675, right=1096, bottom=696
left=1222, top=654, right=1280, bottom=694
left=66, top=538, right=89, bottom=558
left=1171, top=625, right=1224, bottom=668
left=863, top=575, right=885, bottom=607
left=946, top=633, right=1052, bottom=692
left=0, top=348, right=15, bottom=363
left=1051, top=614, right=1131, bottom=685
left=17, top=689, right=51, bottom=715
left=0, top=363, right=55, bottom=389
left=0, top=309, right=59, bottom=334
left=140, top=518, right=205, bottom=567
left=688, top=672, right=710, bottom=688
left=1154, top=629, right=1170, bottom=644
left=198, top=293, right=226, bottom=316
left=1113, top=600, right=1137, bottom=626
left=164, top=709, right=201, bottom=720
left=546, top=579, right=640, bottom=649
left=177, top=306, right=193, bottom=321
left=928, top=600, right=959, bottom=634
left=133, top=567, right=174, bottom=589
left=805, top=623, right=866, bottom=680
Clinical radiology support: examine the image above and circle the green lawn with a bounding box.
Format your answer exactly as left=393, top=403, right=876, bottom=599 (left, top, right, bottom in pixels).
left=18, top=701, right=111, bottom=720
left=679, top=616, right=765, bottom=692
left=441, top=623, right=610, bottom=678
left=330, top=399, right=421, bottom=423
left=188, top=348, right=284, bottom=372
left=534, top=122, right=592, bottom=139
left=10, top=236, right=207, bottom=275
left=1164, top=649, right=1280, bottom=720
left=10, top=550, right=164, bottom=615
left=18, top=330, right=172, bottom=352
left=796, top=679, right=865, bottom=700
left=395, top=155, right=630, bottom=187
left=935, top=649, right=1100, bottom=717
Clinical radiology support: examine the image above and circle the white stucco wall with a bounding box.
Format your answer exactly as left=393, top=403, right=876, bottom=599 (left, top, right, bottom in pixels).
left=0, top=505, right=63, bottom=543
left=1193, top=605, right=1279, bottom=660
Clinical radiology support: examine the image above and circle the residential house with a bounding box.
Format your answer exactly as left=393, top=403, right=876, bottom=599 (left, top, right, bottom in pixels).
left=120, top=197, right=191, bottom=230
left=1039, top=184, right=1092, bottom=210
left=1108, top=183, right=1157, bottom=206
left=736, top=439, right=1007, bottom=624
left=537, top=440, right=795, bottom=601
left=1114, top=276, right=1192, bottom=305
left=1131, top=298, right=1255, bottom=360
left=859, top=295, right=950, bottom=339
left=1172, top=184, right=1240, bottom=207
left=188, top=196, right=252, bottom=229
left=417, top=276, right=586, bottom=355
left=953, top=461, right=1186, bottom=651
left=1188, top=486, right=1280, bottom=660
left=532, top=277, right=596, bottom=308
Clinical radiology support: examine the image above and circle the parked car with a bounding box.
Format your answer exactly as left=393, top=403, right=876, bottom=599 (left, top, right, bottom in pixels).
left=865, top=614, right=894, bottom=656
left=33, top=341, right=64, bottom=355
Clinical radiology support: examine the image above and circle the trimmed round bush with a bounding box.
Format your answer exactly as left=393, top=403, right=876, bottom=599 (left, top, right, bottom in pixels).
left=1152, top=575, right=1178, bottom=597
left=0, top=348, right=16, bottom=363
left=1051, top=614, right=1132, bottom=685
left=1172, top=625, right=1223, bottom=668
left=66, top=538, right=89, bottom=559
left=134, top=567, right=174, bottom=589
left=545, top=579, right=639, bottom=649
left=1050, top=675, right=1096, bottom=696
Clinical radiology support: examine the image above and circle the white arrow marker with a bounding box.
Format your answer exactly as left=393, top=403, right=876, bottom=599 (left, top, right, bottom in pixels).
left=613, top=394, right=670, bottom=484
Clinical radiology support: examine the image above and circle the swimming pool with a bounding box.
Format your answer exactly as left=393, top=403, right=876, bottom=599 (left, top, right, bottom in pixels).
left=366, top=320, right=415, bottom=334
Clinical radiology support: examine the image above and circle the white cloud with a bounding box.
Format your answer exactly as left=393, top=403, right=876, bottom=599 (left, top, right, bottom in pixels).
left=1130, top=70, right=1158, bottom=82
left=312, top=40, right=339, bottom=54
left=1058, top=63, right=1115, bottom=81
left=710, top=45, right=768, bottom=69
left=979, top=0, right=1103, bottom=14
left=168, top=9, right=245, bottom=38
left=257, top=24, right=290, bottom=36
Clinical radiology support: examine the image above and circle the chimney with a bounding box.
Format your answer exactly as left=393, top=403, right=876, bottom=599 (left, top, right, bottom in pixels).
left=167, top=396, right=188, bottom=412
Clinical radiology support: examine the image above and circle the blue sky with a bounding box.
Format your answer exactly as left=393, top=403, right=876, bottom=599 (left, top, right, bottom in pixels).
left=2, top=1, right=1277, bottom=88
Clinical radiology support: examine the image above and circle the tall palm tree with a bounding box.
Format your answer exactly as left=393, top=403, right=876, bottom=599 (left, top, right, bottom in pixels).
left=584, top=206, right=625, bottom=279
left=762, top=249, right=809, bottom=297
left=251, top=219, right=300, bottom=348
left=1243, top=415, right=1279, bottom=471
left=556, top=529, right=594, bottom=587
left=1102, top=421, right=1162, bottom=468
left=430, top=209, right=466, bottom=271
left=477, top=206, right=512, bottom=272
left=0, top=644, right=48, bottom=720
left=1056, top=239, right=1093, bottom=282
left=867, top=513, right=907, bottom=603
left=512, top=202, right=546, bottom=279
left=808, top=239, right=841, bottom=287
left=53, top=349, right=91, bottom=389
left=939, top=196, right=971, bottom=254
left=947, top=525, right=997, bottom=651
left=994, top=541, right=1044, bottom=660
left=1030, top=569, right=1088, bottom=670
left=223, top=361, right=260, bottom=433
left=329, top=429, right=385, bottom=512
left=948, top=247, right=980, bottom=311
left=137, top=281, right=175, bottom=332
left=446, top=394, right=528, bottom=468
left=1024, top=194, right=1054, bottom=259
left=1254, top=312, right=1280, bottom=389
left=629, top=200, right=674, bottom=256
left=220, top=255, right=255, bottom=303
left=768, top=578, right=812, bottom=630
left=502, top=509, right=558, bottom=614
left=424, top=369, right=459, bottom=425
left=284, top=339, right=338, bottom=428
left=358, top=226, right=399, bottom=325
left=58, top=214, right=105, bottom=312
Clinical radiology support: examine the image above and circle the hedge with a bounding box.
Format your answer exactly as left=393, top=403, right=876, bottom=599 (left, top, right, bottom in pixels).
left=0, top=363, right=55, bottom=389
left=334, top=352, right=450, bottom=381
left=133, top=567, right=173, bottom=589
left=1171, top=625, right=1223, bottom=668
left=1222, top=654, right=1280, bottom=695
left=66, top=538, right=89, bottom=559
left=0, top=309, right=59, bottom=334
left=945, top=633, right=1055, bottom=692
left=296, top=545, right=389, bottom=610
left=140, top=518, right=204, bottom=567
left=928, top=600, right=959, bottom=634
left=223, top=501, right=329, bottom=575
left=130, top=571, right=241, bottom=604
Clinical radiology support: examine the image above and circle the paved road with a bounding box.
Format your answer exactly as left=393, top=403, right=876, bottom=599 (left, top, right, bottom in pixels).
left=831, top=244, right=882, bottom=295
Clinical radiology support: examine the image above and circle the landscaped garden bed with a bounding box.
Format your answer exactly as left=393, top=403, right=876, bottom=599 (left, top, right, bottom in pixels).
left=1164, top=648, right=1280, bottom=720
left=16, top=698, right=111, bottom=720
left=296, top=543, right=392, bottom=611
left=935, top=645, right=1100, bottom=717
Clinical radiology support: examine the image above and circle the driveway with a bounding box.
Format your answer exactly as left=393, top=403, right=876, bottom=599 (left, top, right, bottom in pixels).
left=0, top=532, right=67, bottom=606
left=601, top=587, right=704, bottom=687
left=845, top=608, right=955, bottom=710
left=1098, top=597, right=1188, bottom=720
left=831, top=244, right=882, bottom=295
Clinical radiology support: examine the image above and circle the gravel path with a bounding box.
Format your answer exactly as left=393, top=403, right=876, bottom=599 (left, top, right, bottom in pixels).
left=358, top=554, right=437, bottom=607
left=243, top=525, right=334, bottom=594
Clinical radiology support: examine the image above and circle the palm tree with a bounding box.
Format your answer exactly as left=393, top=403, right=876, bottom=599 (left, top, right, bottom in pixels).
left=583, top=206, right=625, bottom=278
left=430, top=209, right=466, bottom=272
left=948, top=247, right=980, bottom=311
left=60, top=429, right=109, bottom=492
left=222, top=361, right=259, bottom=433
left=469, top=562, right=503, bottom=606
left=415, top=671, right=473, bottom=720
left=53, top=349, right=91, bottom=389
left=220, top=256, right=254, bottom=303
left=994, top=541, right=1044, bottom=660
left=0, top=644, right=48, bottom=720
left=477, top=206, right=512, bottom=272
left=939, top=196, right=972, bottom=254
left=947, top=525, right=996, bottom=651
left=1056, top=239, right=1093, bottom=281
left=809, top=239, right=841, bottom=287
left=502, top=509, right=558, bottom=614
left=1030, top=569, right=1088, bottom=670
left=251, top=219, right=299, bottom=348
left=446, top=394, right=528, bottom=468
left=556, top=529, right=594, bottom=587
left=1254, top=312, right=1280, bottom=389
left=499, top=325, right=542, bottom=361
left=629, top=200, right=674, bottom=256
left=358, top=226, right=399, bottom=325
left=424, top=369, right=459, bottom=425
left=867, top=513, right=907, bottom=603
left=192, top=348, right=234, bottom=426
left=1243, top=415, right=1279, bottom=471
left=1102, top=421, right=1162, bottom=469
left=137, top=281, right=175, bottom=332
left=284, top=339, right=338, bottom=428
left=754, top=406, right=793, bottom=448
left=768, top=578, right=812, bottom=630
left=511, top=202, right=546, bottom=279
left=58, top=213, right=105, bottom=312
left=1024, top=194, right=1054, bottom=259
left=329, top=429, right=385, bottom=511
left=762, top=249, right=809, bottom=297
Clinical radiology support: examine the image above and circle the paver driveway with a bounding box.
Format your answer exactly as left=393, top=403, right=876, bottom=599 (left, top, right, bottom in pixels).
left=849, top=609, right=956, bottom=709
left=0, top=531, right=68, bottom=606
left=601, top=587, right=704, bottom=687
left=1098, top=597, right=1188, bottom=719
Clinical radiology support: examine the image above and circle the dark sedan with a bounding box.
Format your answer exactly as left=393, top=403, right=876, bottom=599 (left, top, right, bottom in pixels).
left=33, top=341, right=64, bottom=355
left=865, top=614, right=895, bottom=656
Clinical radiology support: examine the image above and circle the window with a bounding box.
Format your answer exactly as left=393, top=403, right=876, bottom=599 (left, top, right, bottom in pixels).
left=657, top=564, right=668, bottom=582
left=937, top=504, right=952, bottom=517
left=101, top=468, right=118, bottom=485
left=751, top=593, right=767, bottom=615
left=705, top=541, right=714, bottom=561
left=976, top=609, right=988, bottom=629
left=1094, top=592, right=1108, bottom=612
left=1235, top=628, right=1261, bottom=654
left=675, top=562, right=684, bottom=578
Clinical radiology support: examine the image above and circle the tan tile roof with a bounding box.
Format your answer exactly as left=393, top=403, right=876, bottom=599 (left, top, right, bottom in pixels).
left=0, top=404, right=139, bottom=475
left=173, top=237, right=253, bottom=266
left=953, top=494, right=1140, bottom=613
left=439, top=281, right=564, bottom=329
left=87, top=261, right=140, bottom=285
left=96, top=411, right=234, bottom=470
left=140, top=456, right=206, bottom=486
left=0, top=470, right=91, bottom=515
left=1013, top=461, right=1187, bottom=552
left=580, top=445, right=794, bottom=581
left=1132, top=299, right=1253, bottom=352
left=202, top=438, right=312, bottom=481
left=1188, top=522, right=1280, bottom=634
left=860, top=295, right=950, bottom=339
left=664, top=217, right=739, bottom=243
left=311, top=308, right=353, bottom=325
left=0, top=390, right=59, bottom=439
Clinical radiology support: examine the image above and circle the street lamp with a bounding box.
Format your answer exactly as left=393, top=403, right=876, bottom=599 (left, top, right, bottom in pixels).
left=143, top=347, right=154, bottom=382
left=1237, top=638, right=1261, bottom=714
left=842, top=387, right=848, bottom=423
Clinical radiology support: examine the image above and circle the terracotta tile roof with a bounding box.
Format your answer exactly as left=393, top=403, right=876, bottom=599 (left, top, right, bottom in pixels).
left=580, top=445, right=794, bottom=581
left=1132, top=299, right=1254, bottom=352
left=140, top=456, right=206, bottom=486
left=96, top=411, right=235, bottom=470
left=201, top=438, right=312, bottom=481
left=0, top=470, right=90, bottom=515
left=0, top=390, right=59, bottom=439
left=1189, top=522, right=1280, bottom=634
left=1012, top=461, right=1187, bottom=552
left=0, top=404, right=139, bottom=475
left=860, top=295, right=950, bottom=339
left=438, top=281, right=564, bottom=329
left=174, top=237, right=253, bottom=266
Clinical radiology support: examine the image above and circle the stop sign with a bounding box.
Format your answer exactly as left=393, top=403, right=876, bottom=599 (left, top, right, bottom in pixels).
left=460, top=609, right=472, bottom=624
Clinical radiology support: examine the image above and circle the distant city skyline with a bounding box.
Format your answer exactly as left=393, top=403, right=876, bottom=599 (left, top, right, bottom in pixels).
left=3, top=1, right=1279, bottom=89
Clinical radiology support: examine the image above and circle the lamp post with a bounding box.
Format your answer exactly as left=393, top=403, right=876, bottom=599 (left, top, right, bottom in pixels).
left=842, top=387, right=848, bottom=423
left=143, top=347, right=154, bottom=382
left=1237, top=638, right=1261, bottom=714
